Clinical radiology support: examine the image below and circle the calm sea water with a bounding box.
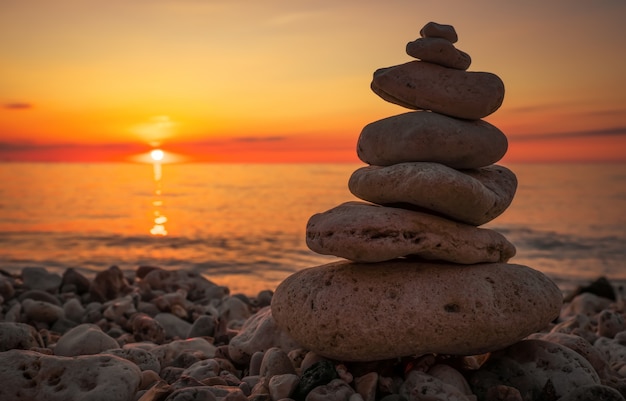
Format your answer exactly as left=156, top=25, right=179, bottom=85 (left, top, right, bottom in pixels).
left=0, top=162, right=624, bottom=296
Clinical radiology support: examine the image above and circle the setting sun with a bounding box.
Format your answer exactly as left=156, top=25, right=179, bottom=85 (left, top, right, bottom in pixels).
left=150, top=149, right=164, bottom=162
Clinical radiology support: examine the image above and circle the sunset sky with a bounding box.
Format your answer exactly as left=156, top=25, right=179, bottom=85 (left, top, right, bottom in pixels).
left=1, top=0, right=625, bottom=163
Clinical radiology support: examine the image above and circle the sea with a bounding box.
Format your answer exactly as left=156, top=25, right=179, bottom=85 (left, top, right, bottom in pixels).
left=0, top=162, right=624, bottom=296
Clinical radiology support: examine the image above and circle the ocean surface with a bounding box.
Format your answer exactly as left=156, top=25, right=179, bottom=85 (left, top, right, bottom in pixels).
left=1, top=162, right=624, bottom=296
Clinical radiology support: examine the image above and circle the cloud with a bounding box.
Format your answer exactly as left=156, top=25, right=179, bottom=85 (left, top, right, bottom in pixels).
left=231, top=136, right=286, bottom=143
left=0, top=141, right=145, bottom=151
left=511, top=126, right=626, bottom=141
left=3, top=102, right=33, bottom=110
left=265, top=11, right=321, bottom=26
left=0, top=141, right=38, bottom=151
left=509, top=103, right=626, bottom=118
left=581, top=108, right=626, bottom=117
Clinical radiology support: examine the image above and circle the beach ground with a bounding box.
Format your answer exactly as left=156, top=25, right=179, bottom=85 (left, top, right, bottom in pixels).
left=0, top=265, right=625, bottom=401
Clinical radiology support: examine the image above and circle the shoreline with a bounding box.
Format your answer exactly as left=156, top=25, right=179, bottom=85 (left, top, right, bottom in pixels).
left=1, top=265, right=625, bottom=400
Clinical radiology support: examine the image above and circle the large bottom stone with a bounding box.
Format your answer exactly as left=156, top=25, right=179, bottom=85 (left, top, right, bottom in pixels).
left=271, top=260, right=562, bottom=361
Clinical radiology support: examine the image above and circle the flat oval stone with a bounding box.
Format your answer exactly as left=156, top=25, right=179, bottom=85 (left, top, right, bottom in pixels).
left=371, top=61, right=505, bottom=119
left=357, top=111, right=508, bottom=169
left=348, top=163, right=517, bottom=226
left=271, top=260, right=562, bottom=361
left=420, top=22, right=458, bottom=43
left=406, top=37, right=471, bottom=70
left=306, top=202, right=515, bottom=264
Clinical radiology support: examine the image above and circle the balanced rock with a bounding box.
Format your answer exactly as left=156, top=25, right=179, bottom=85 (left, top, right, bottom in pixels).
left=348, top=163, right=517, bottom=226
left=357, top=111, right=507, bottom=169
left=306, top=201, right=515, bottom=264
left=420, top=21, right=458, bottom=43
left=271, top=260, right=562, bottom=361
left=406, top=37, right=471, bottom=70
left=371, top=61, right=505, bottom=119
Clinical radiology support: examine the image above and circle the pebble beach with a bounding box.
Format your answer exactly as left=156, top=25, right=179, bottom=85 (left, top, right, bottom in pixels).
left=2, top=21, right=625, bottom=401
left=0, top=265, right=625, bottom=401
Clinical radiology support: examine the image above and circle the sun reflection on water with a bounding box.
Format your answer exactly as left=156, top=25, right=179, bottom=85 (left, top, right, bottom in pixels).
left=150, top=153, right=168, bottom=236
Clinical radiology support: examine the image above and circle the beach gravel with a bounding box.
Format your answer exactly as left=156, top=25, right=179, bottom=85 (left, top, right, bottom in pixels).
left=0, top=266, right=624, bottom=401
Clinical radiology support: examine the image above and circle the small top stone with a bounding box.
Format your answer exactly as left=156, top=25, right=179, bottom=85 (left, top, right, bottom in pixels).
left=420, top=22, right=458, bottom=43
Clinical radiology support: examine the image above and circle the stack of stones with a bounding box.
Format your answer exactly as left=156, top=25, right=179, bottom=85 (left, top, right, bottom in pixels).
left=272, top=22, right=563, bottom=362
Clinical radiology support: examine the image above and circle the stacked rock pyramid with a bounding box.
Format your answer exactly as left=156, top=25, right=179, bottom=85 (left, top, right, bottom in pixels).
left=272, top=22, right=562, bottom=362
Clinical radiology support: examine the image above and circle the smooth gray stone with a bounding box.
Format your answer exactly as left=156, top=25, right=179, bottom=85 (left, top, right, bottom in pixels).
left=371, top=61, right=505, bottom=119
left=103, top=347, right=161, bottom=372
left=54, top=323, right=120, bottom=357
left=306, top=201, right=515, bottom=264
left=154, top=312, right=192, bottom=339
left=22, top=298, right=65, bottom=324
left=21, top=267, right=62, bottom=293
left=268, top=373, right=299, bottom=401
left=259, top=347, right=296, bottom=378
left=406, top=37, right=471, bottom=70
left=151, top=338, right=216, bottom=369
left=306, top=378, right=355, bottom=401
left=187, top=314, right=217, bottom=338
left=348, top=163, right=517, bottom=226
left=227, top=306, right=300, bottom=365
left=356, top=111, right=508, bottom=169
left=271, top=260, right=562, bottom=361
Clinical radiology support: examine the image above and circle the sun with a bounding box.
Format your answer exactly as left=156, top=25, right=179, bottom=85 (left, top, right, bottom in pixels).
left=150, top=149, right=164, bottom=161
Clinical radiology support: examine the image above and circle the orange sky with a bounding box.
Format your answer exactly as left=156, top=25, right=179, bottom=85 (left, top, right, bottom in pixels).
left=1, top=0, right=625, bottom=163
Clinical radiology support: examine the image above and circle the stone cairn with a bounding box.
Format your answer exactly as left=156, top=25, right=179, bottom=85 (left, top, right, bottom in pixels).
left=272, top=22, right=563, bottom=362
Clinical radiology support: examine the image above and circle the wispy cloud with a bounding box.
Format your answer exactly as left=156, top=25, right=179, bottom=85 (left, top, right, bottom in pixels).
left=508, top=103, right=626, bottom=119
left=511, top=126, right=626, bottom=141
left=580, top=108, right=626, bottom=117
left=0, top=141, right=145, bottom=151
left=264, top=11, right=322, bottom=27
left=231, top=136, right=286, bottom=143
left=3, top=102, right=33, bottom=110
